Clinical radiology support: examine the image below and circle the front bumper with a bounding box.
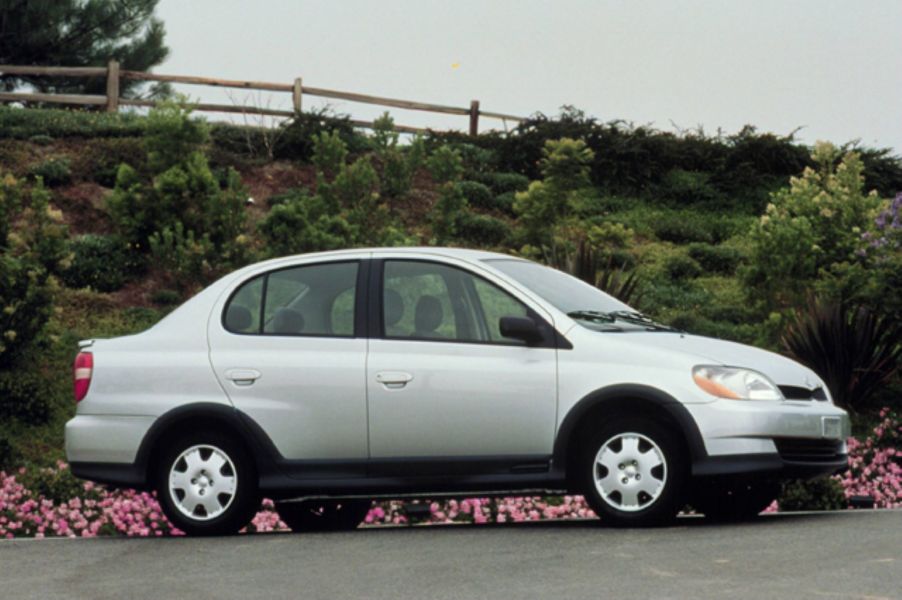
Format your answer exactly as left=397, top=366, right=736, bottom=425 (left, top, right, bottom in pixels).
left=685, top=398, right=850, bottom=479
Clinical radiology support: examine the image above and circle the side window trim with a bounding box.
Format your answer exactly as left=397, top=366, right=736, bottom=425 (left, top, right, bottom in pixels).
left=221, top=259, right=365, bottom=339
left=371, top=257, right=562, bottom=348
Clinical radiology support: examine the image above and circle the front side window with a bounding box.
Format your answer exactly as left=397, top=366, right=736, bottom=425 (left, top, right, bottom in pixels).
left=382, top=260, right=529, bottom=344
left=224, top=261, right=358, bottom=337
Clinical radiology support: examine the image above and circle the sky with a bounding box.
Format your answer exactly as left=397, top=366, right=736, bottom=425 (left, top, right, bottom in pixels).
left=156, top=0, right=902, bottom=153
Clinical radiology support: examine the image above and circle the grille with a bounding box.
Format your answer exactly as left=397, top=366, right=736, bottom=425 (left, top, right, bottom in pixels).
left=774, top=438, right=844, bottom=462
left=778, top=385, right=828, bottom=401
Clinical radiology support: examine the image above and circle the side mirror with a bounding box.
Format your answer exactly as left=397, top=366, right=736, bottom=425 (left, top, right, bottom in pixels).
left=499, top=316, right=544, bottom=345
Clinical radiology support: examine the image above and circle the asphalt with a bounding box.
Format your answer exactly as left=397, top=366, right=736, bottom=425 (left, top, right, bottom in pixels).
left=2, top=510, right=900, bottom=600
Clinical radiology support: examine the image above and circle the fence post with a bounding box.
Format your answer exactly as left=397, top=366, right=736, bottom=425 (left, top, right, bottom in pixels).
left=469, top=100, right=480, bottom=136
left=105, top=60, right=119, bottom=112
left=292, top=77, right=303, bottom=114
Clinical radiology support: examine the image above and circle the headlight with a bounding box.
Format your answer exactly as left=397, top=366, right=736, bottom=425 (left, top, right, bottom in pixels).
left=692, top=365, right=783, bottom=401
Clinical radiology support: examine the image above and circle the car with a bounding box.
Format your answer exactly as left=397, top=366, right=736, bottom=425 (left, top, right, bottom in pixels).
left=65, top=247, right=851, bottom=535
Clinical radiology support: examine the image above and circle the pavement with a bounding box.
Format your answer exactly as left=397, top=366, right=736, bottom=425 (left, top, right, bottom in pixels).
left=2, top=510, right=900, bottom=600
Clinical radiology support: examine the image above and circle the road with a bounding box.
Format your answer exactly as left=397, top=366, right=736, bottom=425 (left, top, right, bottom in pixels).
left=2, top=510, right=900, bottom=600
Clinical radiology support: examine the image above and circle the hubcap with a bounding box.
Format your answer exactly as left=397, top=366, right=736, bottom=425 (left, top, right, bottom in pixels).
left=168, top=444, right=238, bottom=521
left=593, top=432, right=667, bottom=512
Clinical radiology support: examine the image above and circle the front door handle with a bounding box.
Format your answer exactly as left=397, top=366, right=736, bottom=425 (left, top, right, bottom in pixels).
left=226, top=369, right=261, bottom=386
left=376, top=371, right=414, bottom=389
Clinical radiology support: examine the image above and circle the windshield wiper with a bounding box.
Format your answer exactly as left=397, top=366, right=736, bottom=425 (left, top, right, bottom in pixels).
left=568, top=310, right=681, bottom=333
left=565, top=310, right=623, bottom=331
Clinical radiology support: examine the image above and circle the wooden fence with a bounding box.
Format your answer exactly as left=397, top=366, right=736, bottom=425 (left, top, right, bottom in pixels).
left=0, top=61, right=526, bottom=135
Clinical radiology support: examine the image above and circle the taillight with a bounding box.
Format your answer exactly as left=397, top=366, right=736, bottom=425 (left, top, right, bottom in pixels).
left=73, top=352, right=93, bottom=403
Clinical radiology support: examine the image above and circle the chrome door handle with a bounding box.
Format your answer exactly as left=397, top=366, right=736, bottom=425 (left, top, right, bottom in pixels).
left=376, top=371, right=413, bottom=389
left=226, top=369, right=261, bottom=386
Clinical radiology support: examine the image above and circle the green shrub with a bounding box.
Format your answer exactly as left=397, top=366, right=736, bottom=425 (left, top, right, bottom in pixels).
left=271, top=110, right=368, bottom=162
left=744, top=143, right=881, bottom=308
left=28, top=158, right=71, bottom=187
left=456, top=181, right=494, bottom=211
left=0, top=106, right=145, bottom=139
left=427, top=146, right=464, bottom=185
left=474, top=171, right=529, bottom=195
left=60, top=234, right=133, bottom=292
left=652, top=215, right=714, bottom=244
left=150, top=289, right=181, bottom=306
left=658, top=169, right=719, bottom=206
left=777, top=477, right=846, bottom=511
left=19, top=463, right=93, bottom=505
left=28, top=134, right=53, bottom=146
left=663, top=254, right=703, bottom=280
left=0, top=434, right=18, bottom=472
left=687, top=243, right=741, bottom=275
left=148, top=223, right=216, bottom=291
left=75, top=138, right=147, bottom=187
left=0, top=370, right=52, bottom=426
left=144, top=99, right=210, bottom=172
left=267, top=188, right=307, bottom=208
left=454, top=212, right=511, bottom=247
left=312, top=130, right=349, bottom=178
left=258, top=193, right=352, bottom=257
left=430, top=183, right=466, bottom=245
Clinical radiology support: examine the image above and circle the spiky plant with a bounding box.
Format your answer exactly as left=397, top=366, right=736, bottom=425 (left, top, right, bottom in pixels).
left=781, top=299, right=902, bottom=412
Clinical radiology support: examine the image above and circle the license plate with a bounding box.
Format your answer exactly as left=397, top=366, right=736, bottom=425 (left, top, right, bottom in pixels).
left=822, top=416, right=842, bottom=439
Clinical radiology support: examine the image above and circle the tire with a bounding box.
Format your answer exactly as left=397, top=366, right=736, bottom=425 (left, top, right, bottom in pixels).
left=695, top=481, right=779, bottom=521
left=579, top=417, right=686, bottom=527
left=156, top=430, right=260, bottom=536
left=276, top=499, right=371, bottom=533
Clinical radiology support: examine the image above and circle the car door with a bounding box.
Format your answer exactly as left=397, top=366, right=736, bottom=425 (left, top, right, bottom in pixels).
left=208, top=259, right=368, bottom=466
left=366, top=258, right=558, bottom=467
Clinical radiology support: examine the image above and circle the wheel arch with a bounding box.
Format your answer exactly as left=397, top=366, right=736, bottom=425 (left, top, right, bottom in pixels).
left=134, top=403, right=281, bottom=487
left=552, top=384, right=707, bottom=484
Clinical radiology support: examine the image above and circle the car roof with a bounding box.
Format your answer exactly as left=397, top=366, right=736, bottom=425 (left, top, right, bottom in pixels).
left=277, top=246, right=520, bottom=264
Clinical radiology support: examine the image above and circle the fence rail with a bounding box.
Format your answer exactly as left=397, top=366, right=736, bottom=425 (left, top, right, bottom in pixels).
left=0, top=61, right=526, bottom=135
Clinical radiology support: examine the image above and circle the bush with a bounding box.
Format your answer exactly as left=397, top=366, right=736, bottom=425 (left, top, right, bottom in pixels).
left=658, top=169, right=719, bottom=206
left=652, top=215, right=714, bottom=244
left=28, top=134, right=53, bottom=146
left=0, top=434, right=17, bottom=471
left=75, top=138, right=147, bottom=187
left=270, top=110, right=368, bottom=162
left=777, top=477, right=846, bottom=511
left=456, top=181, right=494, bottom=211
left=474, top=171, right=529, bottom=195
left=427, top=146, right=464, bottom=184
left=686, top=243, right=742, bottom=275
left=28, top=157, right=71, bottom=187
left=0, top=370, right=52, bottom=426
left=454, top=213, right=512, bottom=247
left=781, top=300, right=902, bottom=412
left=663, top=254, right=703, bottom=280
left=745, top=143, right=881, bottom=307
left=0, top=106, right=146, bottom=139
left=258, top=193, right=352, bottom=257
left=150, top=289, right=181, bottom=306
left=60, top=234, right=133, bottom=292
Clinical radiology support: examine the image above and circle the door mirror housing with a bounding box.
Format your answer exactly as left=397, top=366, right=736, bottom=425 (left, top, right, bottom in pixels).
left=499, top=316, right=544, bottom=345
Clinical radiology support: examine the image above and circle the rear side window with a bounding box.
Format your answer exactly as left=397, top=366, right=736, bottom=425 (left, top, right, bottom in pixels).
left=224, top=261, right=358, bottom=337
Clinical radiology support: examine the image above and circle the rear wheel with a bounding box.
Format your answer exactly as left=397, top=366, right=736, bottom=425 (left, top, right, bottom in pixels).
left=276, top=499, right=371, bottom=533
left=156, top=430, right=259, bottom=536
left=580, top=418, right=686, bottom=526
left=695, top=481, right=779, bottom=521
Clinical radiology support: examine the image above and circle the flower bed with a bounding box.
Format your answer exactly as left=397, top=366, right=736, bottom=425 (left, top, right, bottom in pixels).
left=1, top=409, right=898, bottom=539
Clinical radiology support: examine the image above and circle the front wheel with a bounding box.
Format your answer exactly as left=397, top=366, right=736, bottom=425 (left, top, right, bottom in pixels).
left=156, top=430, right=260, bottom=536
left=580, top=418, right=686, bottom=527
left=276, top=499, right=372, bottom=533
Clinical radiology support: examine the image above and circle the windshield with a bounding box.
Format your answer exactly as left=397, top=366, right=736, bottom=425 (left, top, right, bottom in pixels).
left=485, top=259, right=632, bottom=314
left=485, top=259, right=678, bottom=333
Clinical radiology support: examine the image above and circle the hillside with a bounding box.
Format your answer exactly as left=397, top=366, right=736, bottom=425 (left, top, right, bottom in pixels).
left=1, top=103, right=901, bottom=476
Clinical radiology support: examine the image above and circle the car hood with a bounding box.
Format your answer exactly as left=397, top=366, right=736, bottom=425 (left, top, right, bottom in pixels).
left=619, top=332, right=822, bottom=389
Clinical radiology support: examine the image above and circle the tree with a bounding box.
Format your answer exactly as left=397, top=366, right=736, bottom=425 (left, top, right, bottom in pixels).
left=0, top=0, right=168, bottom=97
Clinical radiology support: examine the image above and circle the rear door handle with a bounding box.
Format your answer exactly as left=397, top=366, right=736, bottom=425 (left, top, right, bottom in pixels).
left=226, top=369, right=261, bottom=386
left=376, top=371, right=413, bottom=389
